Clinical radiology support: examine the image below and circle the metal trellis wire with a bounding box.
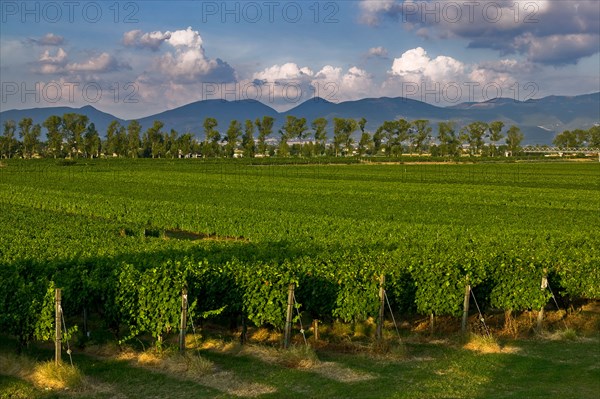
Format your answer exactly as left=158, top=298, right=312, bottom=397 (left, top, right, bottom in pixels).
left=470, top=288, right=491, bottom=337
left=59, top=305, right=74, bottom=366
left=292, top=292, right=308, bottom=347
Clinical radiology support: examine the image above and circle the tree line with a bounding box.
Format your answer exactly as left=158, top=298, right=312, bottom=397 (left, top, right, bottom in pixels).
left=1, top=113, right=598, bottom=160
left=553, top=127, right=600, bottom=148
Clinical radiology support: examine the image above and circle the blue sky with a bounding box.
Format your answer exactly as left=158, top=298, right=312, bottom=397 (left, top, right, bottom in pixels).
left=1, top=0, right=599, bottom=119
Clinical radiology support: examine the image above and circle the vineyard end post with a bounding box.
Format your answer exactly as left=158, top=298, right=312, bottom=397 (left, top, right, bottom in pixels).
left=537, top=274, right=548, bottom=331
left=179, top=289, right=188, bottom=352
left=284, top=283, right=295, bottom=349
left=55, top=288, right=62, bottom=366
left=462, top=284, right=471, bottom=335
left=376, top=274, right=385, bottom=341
left=430, top=313, right=435, bottom=336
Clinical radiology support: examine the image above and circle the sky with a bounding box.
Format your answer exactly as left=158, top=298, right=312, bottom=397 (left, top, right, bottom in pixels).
left=1, top=0, right=599, bottom=119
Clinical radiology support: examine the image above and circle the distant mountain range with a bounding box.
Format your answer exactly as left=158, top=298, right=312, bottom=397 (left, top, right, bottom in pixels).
left=1, top=93, right=598, bottom=145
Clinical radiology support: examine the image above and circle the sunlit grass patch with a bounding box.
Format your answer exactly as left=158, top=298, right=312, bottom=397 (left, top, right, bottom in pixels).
left=463, top=333, right=501, bottom=354
left=463, top=333, right=520, bottom=354
left=112, top=345, right=276, bottom=397
left=198, top=337, right=242, bottom=353
left=113, top=347, right=215, bottom=376
left=240, top=343, right=378, bottom=383
left=30, top=361, right=84, bottom=390
left=248, top=327, right=282, bottom=344
left=0, top=353, right=84, bottom=391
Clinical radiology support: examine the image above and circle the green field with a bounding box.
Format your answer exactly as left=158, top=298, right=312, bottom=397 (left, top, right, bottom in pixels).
left=2, top=159, right=598, bottom=248
left=1, top=159, right=599, bottom=397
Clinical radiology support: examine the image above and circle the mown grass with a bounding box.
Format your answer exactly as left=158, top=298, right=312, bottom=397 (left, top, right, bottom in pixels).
left=1, top=333, right=598, bottom=399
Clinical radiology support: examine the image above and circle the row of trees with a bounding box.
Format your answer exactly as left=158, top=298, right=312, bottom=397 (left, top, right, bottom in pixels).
left=1, top=113, right=597, bottom=160
left=553, top=126, right=600, bottom=148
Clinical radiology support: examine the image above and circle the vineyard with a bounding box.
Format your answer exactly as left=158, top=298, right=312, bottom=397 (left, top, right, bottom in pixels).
left=0, top=159, right=599, bottom=351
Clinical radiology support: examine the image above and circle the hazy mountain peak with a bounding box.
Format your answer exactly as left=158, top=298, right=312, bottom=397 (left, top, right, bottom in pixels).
left=1, top=93, right=598, bottom=145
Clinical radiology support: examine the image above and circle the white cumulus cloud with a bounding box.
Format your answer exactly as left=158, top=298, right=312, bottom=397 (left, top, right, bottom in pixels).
left=166, top=27, right=203, bottom=48
left=383, top=47, right=538, bottom=104
left=125, top=27, right=235, bottom=83
left=253, top=63, right=314, bottom=81
left=314, top=65, right=342, bottom=81
left=126, top=26, right=236, bottom=111
left=39, top=48, right=68, bottom=64
left=390, top=47, right=465, bottom=82
left=245, top=63, right=373, bottom=110
left=36, top=48, right=68, bottom=74
left=66, top=53, right=128, bottom=73
left=123, top=29, right=171, bottom=51
left=35, top=47, right=130, bottom=75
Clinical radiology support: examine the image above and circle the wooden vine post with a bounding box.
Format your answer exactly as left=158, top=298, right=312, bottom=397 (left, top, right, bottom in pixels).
left=376, top=274, right=385, bottom=341
left=179, top=289, right=188, bottom=352
left=284, top=283, right=295, bottom=349
left=537, top=273, right=548, bottom=331
left=55, top=288, right=62, bottom=365
left=462, top=284, right=471, bottom=335
left=312, top=319, right=319, bottom=342
left=430, top=313, right=435, bottom=336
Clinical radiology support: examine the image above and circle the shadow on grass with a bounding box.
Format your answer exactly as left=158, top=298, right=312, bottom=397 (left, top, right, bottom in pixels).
left=2, top=334, right=599, bottom=399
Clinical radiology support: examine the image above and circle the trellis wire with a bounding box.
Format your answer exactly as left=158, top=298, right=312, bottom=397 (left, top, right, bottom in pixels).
left=187, top=303, right=204, bottom=356
left=292, top=292, right=308, bottom=347
left=470, top=288, right=491, bottom=337
left=383, top=290, right=403, bottom=345
left=59, top=305, right=73, bottom=366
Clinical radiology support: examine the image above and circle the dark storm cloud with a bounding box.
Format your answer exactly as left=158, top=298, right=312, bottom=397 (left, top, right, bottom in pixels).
left=360, top=0, right=600, bottom=65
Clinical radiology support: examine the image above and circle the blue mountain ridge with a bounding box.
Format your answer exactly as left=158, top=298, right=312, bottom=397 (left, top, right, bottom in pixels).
left=1, top=93, right=598, bottom=146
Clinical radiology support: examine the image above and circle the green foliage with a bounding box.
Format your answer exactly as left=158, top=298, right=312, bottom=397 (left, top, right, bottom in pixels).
left=412, top=258, right=466, bottom=317
left=489, top=252, right=551, bottom=311
left=0, top=160, right=598, bottom=346
left=237, top=260, right=298, bottom=328
left=333, top=271, right=379, bottom=322
left=5, top=110, right=600, bottom=161
left=330, top=253, right=380, bottom=322
left=554, top=241, right=600, bottom=299
left=0, top=265, right=55, bottom=348
left=114, top=260, right=199, bottom=347
left=506, top=125, right=524, bottom=155
left=136, top=261, right=186, bottom=343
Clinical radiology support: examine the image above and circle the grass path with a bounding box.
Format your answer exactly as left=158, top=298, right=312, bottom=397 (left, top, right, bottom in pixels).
left=2, top=335, right=599, bottom=399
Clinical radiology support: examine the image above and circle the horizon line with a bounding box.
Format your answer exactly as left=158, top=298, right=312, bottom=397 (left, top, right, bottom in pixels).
left=1, top=91, right=599, bottom=122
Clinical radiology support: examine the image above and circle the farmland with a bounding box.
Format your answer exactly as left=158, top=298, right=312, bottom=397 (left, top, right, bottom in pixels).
left=0, top=158, right=599, bottom=397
